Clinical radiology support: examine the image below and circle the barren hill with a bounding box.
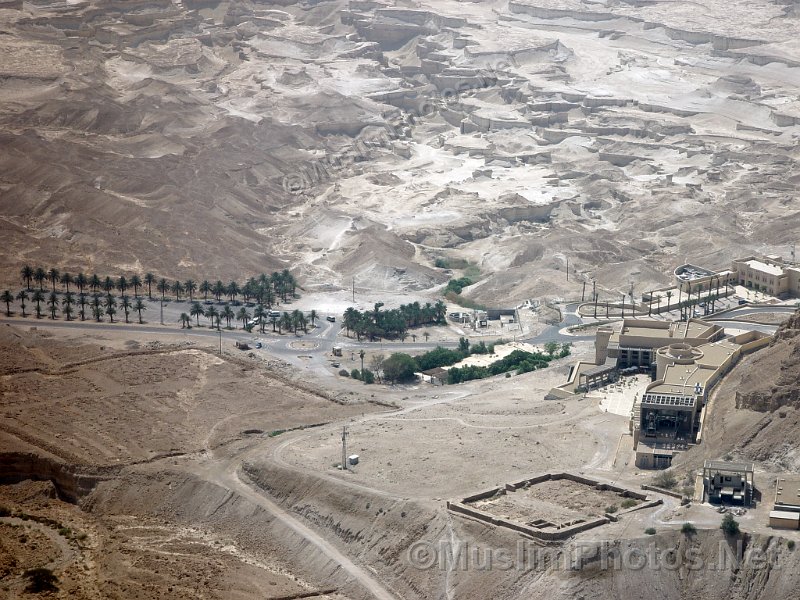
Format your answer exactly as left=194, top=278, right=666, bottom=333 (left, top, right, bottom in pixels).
left=2, top=0, right=800, bottom=301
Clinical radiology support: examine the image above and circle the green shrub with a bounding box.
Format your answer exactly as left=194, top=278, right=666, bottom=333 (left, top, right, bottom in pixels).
left=653, top=471, right=678, bottom=489
left=621, top=499, right=637, bottom=509
left=24, top=568, right=58, bottom=593
left=606, top=505, right=618, bottom=514
left=681, top=522, right=697, bottom=535
left=644, top=527, right=657, bottom=535
left=351, top=368, right=361, bottom=380
left=362, top=369, right=375, bottom=384
left=383, top=353, right=417, bottom=383
left=721, top=513, right=740, bottom=536
left=788, top=540, right=795, bottom=550
left=434, top=258, right=449, bottom=269
left=338, top=369, right=349, bottom=377
left=445, top=277, right=473, bottom=295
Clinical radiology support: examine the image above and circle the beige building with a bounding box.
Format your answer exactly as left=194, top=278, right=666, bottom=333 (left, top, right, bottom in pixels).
left=732, top=255, right=800, bottom=297
left=550, top=317, right=772, bottom=469
left=770, top=475, right=800, bottom=530
left=674, top=264, right=736, bottom=294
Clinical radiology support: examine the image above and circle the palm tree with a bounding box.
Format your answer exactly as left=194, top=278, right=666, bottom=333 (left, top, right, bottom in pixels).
left=134, top=298, right=146, bottom=324
left=343, top=307, right=359, bottom=337
left=157, top=278, right=169, bottom=301
left=291, top=309, right=303, bottom=333
left=200, top=280, right=211, bottom=301
left=103, top=276, right=115, bottom=294
left=423, top=331, right=430, bottom=342
left=120, top=295, right=132, bottom=323
left=190, top=301, right=204, bottom=326
left=185, top=279, right=197, bottom=302
left=171, top=280, right=184, bottom=301
left=269, top=313, right=278, bottom=333
left=180, top=313, right=191, bottom=328
left=309, top=309, right=317, bottom=327
left=227, top=281, right=240, bottom=303
left=76, top=273, right=87, bottom=294
left=20, top=265, right=34, bottom=291
left=89, top=274, right=101, bottom=293
left=665, top=290, right=673, bottom=313
left=117, top=276, right=128, bottom=296
left=222, top=304, right=234, bottom=329
left=253, top=304, right=266, bottom=333
left=48, top=268, right=60, bottom=292
left=648, top=291, right=653, bottom=316
left=359, top=349, right=365, bottom=373
left=1, top=290, right=13, bottom=316
left=104, top=295, right=117, bottom=323
left=130, top=274, right=142, bottom=298
left=237, top=307, right=251, bottom=329
left=60, top=272, right=73, bottom=293
left=213, top=280, right=225, bottom=302
left=91, top=294, right=102, bottom=321
left=61, top=292, right=74, bottom=321
left=434, top=300, right=447, bottom=323
left=32, top=290, right=44, bottom=318
left=205, top=305, right=219, bottom=329
left=16, top=290, right=28, bottom=317
left=34, top=267, right=47, bottom=290
left=47, top=292, right=59, bottom=319
left=280, top=311, right=293, bottom=334
left=144, top=273, right=155, bottom=299
left=78, top=293, right=87, bottom=321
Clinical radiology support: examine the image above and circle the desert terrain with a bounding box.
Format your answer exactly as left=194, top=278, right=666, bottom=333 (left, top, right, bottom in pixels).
left=2, top=0, right=800, bottom=599
left=0, top=0, right=799, bottom=303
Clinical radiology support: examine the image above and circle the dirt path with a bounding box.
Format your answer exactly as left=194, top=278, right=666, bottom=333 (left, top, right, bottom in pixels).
left=195, top=456, right=399, bottom=600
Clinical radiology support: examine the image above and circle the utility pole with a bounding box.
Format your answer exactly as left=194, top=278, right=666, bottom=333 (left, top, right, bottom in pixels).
left=352, top=278, right=355, bottom=303
left=218, top=329, right=222, bottom=355
left=341, top=425, right=348, bottom=471
left=581, top=280, right=586, bottom=302
left=566, top=256, right=569, bottom=282
left=160, top=298, right=164, bottom=325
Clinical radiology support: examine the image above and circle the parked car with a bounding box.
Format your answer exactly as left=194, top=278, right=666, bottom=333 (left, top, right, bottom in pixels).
left=255, top=342, right=262, bottom=349
left=326, top=315, right=336, bottom=322
left=738, top=299, right=748, bottom=305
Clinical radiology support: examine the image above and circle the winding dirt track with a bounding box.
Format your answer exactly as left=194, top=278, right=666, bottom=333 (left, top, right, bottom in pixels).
left=193, top=451, right=399, bottom=600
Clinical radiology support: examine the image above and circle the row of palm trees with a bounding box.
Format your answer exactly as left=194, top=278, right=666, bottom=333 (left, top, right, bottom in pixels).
left=180, top=302, right=317, bottom=334
left=17, top=266, right=298, bottom=306
left=2, top=289, right=146, bottom=323
left=2, top=288, right=319, bottom=335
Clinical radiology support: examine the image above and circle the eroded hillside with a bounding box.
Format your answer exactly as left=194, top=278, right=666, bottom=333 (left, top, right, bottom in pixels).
left=1, top=0, right=799, bottom=301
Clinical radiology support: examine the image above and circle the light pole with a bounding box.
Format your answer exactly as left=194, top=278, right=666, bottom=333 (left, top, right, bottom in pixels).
left=218, top=329, right=222, bottom=355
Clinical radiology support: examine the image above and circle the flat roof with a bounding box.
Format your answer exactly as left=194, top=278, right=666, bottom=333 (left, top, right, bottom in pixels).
left=697, top=340, right=740, bottom=367
left=704, top=460, right=754, bottom=473
left=649, top=364, right=717, bottom=395
left=745, top=259, right=784, bottom=276
left=615, top=318, right=717, bottom=342
left=775, top=476, right=800, bottom=505
left=769, top=510, right=800, bottom=520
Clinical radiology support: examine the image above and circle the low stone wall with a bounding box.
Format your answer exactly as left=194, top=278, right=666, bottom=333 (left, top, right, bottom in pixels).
left=641, top=483, right=684, bottom=500
left=452, top=472, right=654, bottom=541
